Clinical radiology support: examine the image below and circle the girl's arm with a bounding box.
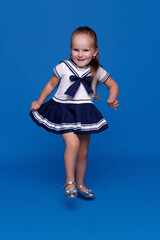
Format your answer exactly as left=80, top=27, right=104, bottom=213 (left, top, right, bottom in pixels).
left=104, top=77, right=119, bottom=110
left=30, top=75, right=60, bottom=112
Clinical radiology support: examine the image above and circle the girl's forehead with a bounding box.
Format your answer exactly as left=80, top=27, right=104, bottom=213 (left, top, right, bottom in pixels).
left=71, top=33, right=94, bottom=45
left=72, top=33, right=92, bottom=40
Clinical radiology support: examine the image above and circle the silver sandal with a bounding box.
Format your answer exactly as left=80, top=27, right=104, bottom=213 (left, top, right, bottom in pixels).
left=76, top=184, right=95, bottom=198
left=62, top=181, right=78, bottom=198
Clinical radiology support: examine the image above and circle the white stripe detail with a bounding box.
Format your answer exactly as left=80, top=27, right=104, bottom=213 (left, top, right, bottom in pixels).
left=101, top=73, right=110, bottom=83
left=33, top=111, right=107, bottom=132
left=53, top=67, right=61, bottom=79
left=62, top=61, right=79, bottom=76
left=62, top=60, right=91, bottom=77
left=52, top=96, right=93, bottom=104
left=81, top=69, right=91, bottom=77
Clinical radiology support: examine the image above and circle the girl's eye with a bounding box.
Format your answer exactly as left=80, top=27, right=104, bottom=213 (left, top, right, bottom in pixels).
left=73, top=49, right=78, bottom=51
left=84, top=49, right=89, bottom=52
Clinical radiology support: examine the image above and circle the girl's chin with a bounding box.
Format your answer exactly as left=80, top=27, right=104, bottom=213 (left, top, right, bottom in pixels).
left=75, top=60, right=89, bottom=68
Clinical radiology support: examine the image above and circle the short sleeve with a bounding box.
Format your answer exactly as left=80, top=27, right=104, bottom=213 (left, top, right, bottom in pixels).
left=53, top=62, right=65, bottom=80
left=96, top=66, right=110, bottom=83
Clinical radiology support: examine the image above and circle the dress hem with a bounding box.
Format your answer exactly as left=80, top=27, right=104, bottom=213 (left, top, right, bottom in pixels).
left=30, top=111, right=108, bottom=135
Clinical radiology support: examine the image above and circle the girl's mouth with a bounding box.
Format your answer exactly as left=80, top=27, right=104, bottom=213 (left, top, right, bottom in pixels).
left=77, top=59, right=85, bottom=61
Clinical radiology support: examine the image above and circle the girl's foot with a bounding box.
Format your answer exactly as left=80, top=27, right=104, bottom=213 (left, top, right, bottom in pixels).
left=62, top=181, right=78, bottom=198
left=76, top=184, right=95, bottom=198
left=65, top=183, right=76, bottom=190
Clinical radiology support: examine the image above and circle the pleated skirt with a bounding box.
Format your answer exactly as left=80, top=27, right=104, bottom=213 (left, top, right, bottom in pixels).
left=30, top=99, right=108, bottom=135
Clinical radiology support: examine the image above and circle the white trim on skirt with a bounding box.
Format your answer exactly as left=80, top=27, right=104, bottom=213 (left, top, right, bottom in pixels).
left=32, top=111, right=107, bottom=132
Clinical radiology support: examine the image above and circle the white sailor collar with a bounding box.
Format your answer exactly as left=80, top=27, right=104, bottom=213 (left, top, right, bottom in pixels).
left=61, top=59, right=91, bottom=77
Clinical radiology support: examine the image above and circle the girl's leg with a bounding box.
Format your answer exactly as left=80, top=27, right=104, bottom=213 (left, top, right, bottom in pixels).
left=62, top=132, right=80, bottom=190
left=75, top=134, right=90, bottom=191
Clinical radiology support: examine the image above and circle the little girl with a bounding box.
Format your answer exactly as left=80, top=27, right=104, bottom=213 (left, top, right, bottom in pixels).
left=30, top=26, right=119, bottom=199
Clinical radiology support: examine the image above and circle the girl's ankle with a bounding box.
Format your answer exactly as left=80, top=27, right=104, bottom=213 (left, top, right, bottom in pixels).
left=65, top=179, right=75, bottom=184
left=76, top=181, right=84, bottom=187
left=65, top=180, right=76, bottom=190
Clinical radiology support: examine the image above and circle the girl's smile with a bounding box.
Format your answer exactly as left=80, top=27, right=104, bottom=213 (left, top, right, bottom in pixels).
left=71, top=34, right=98, bottom=68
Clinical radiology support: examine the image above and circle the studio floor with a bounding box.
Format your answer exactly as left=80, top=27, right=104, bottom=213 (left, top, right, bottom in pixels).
left=0, top=155, right=160, bottom=240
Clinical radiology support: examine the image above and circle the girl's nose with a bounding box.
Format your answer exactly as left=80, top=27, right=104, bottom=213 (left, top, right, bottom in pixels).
left=78, top=51, right=83, bottom=57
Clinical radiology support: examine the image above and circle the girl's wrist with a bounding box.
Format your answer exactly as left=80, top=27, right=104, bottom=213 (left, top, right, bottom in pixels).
left=37, top=100, right=42, bottom=107
left=108, top=97, right=116, bottom=101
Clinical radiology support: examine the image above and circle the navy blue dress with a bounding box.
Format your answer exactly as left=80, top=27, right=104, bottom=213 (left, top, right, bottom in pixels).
left=30, top=60, right=110, bottom=135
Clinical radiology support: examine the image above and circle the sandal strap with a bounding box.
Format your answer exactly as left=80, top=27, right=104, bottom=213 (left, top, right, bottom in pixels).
left=62, top=181, right=76, bottom=189
left=77, top=184, right=92, bottom=192
left=77, top=184, right=84, bottom=189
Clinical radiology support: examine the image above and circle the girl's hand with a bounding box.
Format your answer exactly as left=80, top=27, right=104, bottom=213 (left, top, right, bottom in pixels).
left=30, top=101, right=41, bottom=112
left=107, top=98, right=119, bottom=110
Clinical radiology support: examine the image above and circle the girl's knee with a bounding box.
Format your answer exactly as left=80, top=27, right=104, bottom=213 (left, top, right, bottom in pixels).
left=68, top=139, right=80, bottom=151
left=78, top=148, right=88, bottom=158
left=63, top=133, right=80, bottom=151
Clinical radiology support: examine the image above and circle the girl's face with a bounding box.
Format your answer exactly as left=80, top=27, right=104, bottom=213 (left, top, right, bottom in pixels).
left=71, top=34, right=98, bottom=68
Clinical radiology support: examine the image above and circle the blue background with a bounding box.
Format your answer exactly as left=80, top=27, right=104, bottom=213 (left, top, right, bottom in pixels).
left=0, top=0, right=160, bottom=239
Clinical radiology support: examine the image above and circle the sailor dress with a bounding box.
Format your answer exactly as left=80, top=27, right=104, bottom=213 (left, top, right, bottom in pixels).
left=30, top=60, right=110, bottom=135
